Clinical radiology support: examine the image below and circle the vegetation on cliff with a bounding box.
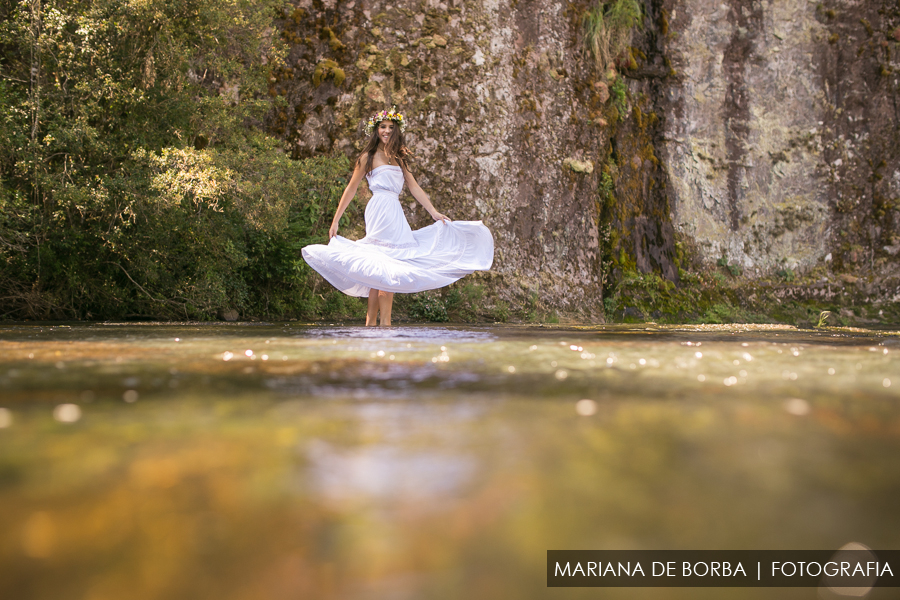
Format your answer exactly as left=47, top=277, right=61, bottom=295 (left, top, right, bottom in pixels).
left=582, top=0, right=642, bottom=75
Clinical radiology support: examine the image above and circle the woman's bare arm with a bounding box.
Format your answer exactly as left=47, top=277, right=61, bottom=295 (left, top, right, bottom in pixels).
left=400, top=164, right=449, bottom=223
left=329, top=159, right=367, bottom=238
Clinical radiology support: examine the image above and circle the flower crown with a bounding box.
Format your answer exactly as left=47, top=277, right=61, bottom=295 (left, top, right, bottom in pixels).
left=364, top=106, right=406, bottom=136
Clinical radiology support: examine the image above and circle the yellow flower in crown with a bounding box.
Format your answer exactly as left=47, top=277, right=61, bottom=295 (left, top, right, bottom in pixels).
left=364, top=106, right=407, bottom=135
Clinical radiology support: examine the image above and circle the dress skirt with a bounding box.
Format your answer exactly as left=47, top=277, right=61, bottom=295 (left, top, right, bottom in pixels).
left=301, top=165, right=494, bottom=297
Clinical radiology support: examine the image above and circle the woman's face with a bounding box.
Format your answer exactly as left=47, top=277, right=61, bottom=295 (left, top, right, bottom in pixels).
left=377, top=120, right=395, bottom=145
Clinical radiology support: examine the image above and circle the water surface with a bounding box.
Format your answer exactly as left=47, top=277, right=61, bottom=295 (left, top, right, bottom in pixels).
left=1, top=323, right=898, bottom=599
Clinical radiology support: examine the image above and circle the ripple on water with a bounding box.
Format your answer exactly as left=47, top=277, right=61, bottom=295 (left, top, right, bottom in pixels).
left=301, top=325, right=498, bottom=344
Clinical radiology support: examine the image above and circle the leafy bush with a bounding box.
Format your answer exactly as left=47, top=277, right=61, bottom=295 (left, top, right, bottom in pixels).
left=444, top=283, right=484, bottom=321
left=1, top=141, right=361, bottom=319
left=407, top=292, right=450, bottom=323
left=777, top=268, right=795, bottom=282
left=0, top=0, right=366, bottom=320
left=491, top=301, right=509, bottom=323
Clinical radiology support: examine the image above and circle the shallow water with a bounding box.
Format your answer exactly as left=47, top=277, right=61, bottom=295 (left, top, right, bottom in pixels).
left=0, top=322, right=898, bottom=599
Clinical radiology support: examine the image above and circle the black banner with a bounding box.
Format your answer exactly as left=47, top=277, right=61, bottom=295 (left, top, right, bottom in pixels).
left=547, top=550, right=900, bottom=587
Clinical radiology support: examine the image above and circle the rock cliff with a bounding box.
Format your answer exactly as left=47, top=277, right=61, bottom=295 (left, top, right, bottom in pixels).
left=271, top=0, right=900, bottom=315
left=661, top=0, right=900, bottom=285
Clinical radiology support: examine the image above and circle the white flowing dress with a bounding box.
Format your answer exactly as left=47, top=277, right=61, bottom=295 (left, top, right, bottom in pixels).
left=301, top=165, right=494, bottom=297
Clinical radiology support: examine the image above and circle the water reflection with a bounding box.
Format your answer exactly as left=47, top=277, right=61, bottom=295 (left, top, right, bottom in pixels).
left=307, top=441, right=475, bottom=504
left=0, top=323, right=898, bottom=599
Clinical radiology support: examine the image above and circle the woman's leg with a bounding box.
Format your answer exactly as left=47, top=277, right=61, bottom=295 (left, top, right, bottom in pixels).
left=378, top=290, right=394, bottom=326
left=366, top=289, right=380, bottom=326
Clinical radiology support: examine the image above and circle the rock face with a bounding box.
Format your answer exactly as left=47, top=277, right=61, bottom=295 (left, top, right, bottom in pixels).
left=662, top=0, right=831, bottom=274
left=272, top=0, right=900, bottom=313
left=660, top=0, right=900, bottom=281
left=274, top=0, right=608, bottom=315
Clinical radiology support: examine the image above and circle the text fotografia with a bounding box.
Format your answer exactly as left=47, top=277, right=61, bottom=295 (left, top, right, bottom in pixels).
left=546, top=550, right=900, bottom=588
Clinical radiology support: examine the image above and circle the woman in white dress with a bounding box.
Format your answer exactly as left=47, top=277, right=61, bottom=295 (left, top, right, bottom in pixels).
left=301, top=108, right=494, bottom=326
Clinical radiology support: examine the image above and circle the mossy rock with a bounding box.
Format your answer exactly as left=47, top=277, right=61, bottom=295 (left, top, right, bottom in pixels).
left=563, top=158, right=594, bottom=174
left=313, top=60, right=345, bottom=87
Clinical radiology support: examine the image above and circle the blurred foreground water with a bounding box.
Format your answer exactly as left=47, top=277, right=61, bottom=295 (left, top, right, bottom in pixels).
left=0, top=322, right=898, bottom=600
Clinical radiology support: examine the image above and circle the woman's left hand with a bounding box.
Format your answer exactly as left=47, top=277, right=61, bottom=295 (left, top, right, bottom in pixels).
left=431, top=211, right=450, bottom=224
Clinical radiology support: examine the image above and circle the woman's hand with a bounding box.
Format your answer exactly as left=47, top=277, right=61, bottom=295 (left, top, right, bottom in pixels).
left=430, top=211, right=450, bottom=224
left=328, top=222, right=339, bottom=239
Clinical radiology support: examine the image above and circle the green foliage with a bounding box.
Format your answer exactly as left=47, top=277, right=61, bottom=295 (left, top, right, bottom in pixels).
left=491, top=301, right=509, bottom=323
left=0, top=0, right=371, bottom=320
left=600, top=266, right=895, bottom=327
left=602, top=269, right=770, bottom=324
left=524, top=290, right=540, bottom=322
left=777, top=268, right=795, bottom=282
left=610, top=78, right=628, bottom=118
left=700, top=303, right=738, bottom=324
left=716, top=257, right=742, bottom=276
left=0, top=144, right=359, bottom=319
left=407, top=292, right=450, bottom=322
left=582, top=0, right=643, bottom=75
left=598, top=168, right=615, bottom=214
left=603, top=295, right=618, bottom=316
left=444, top=283, right=484, bottom=321
left=816, top=310, right=833, bottom=328
left=404, top=283, right=493, bottom=323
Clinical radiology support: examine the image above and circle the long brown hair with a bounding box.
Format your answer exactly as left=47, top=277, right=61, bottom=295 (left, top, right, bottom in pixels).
left=358, top=119, right=412, bottom=175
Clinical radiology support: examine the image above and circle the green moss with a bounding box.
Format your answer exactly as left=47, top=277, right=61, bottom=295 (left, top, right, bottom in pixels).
left=618, top=248, right=636, bottom=271
left=625, top=48, right=638, bottom=70
left=598, top=262, right=900, bottom=327
left=860, top=18, right=873, bottom=36
left=312, top=60, right=344, bottom=87
left=321, top=27, right=345, bottom=51
left=421, top=93, right=437, bottom=109
left=607, top=104, right=620, bottom=124
left=658, top=8, right=669, bottom=36
left=610, top=78, right=627, bottom=116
